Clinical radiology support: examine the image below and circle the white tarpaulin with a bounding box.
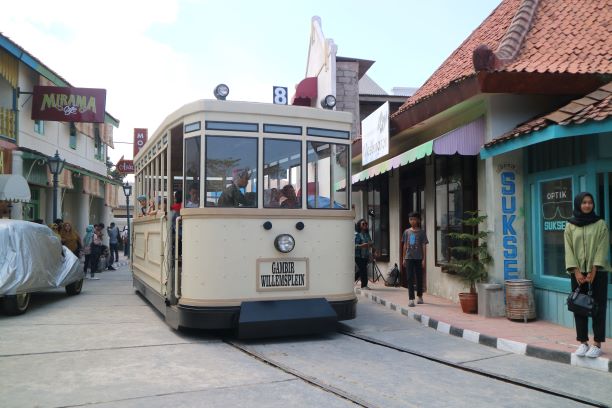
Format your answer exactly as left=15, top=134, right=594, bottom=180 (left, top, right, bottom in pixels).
left=0, top=220, right=82, bottom=295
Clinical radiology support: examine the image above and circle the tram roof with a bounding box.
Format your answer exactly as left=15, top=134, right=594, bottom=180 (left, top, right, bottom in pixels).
left=138, top=99, right=352, bottom=161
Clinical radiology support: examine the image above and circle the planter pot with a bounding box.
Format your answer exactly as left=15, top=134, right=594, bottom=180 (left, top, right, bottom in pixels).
left=459, top=292, right=478, bottom=314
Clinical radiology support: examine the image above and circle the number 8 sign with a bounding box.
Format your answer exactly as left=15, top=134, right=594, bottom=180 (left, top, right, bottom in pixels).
left=273, top=86, right=288, bottom=105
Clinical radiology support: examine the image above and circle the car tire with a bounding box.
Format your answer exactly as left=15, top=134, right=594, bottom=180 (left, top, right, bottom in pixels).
left=65, top=279, right=84, bottom=296
left=2, top=293, right=31, bottom=315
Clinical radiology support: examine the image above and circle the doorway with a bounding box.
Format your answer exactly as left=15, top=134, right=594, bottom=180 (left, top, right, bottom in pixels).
left=399, top=160, right=426, bottom=288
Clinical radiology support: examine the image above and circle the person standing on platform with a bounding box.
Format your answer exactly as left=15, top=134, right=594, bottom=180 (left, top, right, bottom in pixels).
left=107, top=222, right=119, bottom=268
left=564, top=192, right=610, bottom=358
left=60, top=221, right=82, bottom=258
left=402, top=212, right=428, bottom=307
left=354, top=219, right=373, bottom=289
left=82, top=225, right=94, bottom=276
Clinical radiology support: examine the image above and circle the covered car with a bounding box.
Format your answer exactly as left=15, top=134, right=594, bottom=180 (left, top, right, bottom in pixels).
left=0, top=219, right=83, bottom=315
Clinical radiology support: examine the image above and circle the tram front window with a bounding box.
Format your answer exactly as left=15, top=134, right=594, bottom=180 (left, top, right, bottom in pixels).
left=263, top=139, right=301, bottom=208
left=306, top=141, right=349, bottom=209
left=205, top=136, right=258, bottom=207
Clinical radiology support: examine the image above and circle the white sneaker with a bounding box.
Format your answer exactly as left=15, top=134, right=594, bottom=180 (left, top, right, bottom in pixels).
left=574, top=343, right=589, bottom=357
left=408, top=300, right=415, bottom=307
left=585, top=345, right=602, bottom=358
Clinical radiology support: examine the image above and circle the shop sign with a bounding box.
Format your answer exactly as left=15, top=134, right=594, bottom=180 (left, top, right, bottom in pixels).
left=501, top=169, right=519, bottom=280
left=31, top=86, right=106, bottom=123
left=133, top=128, right=148, bottom=157
left=539, top=177, right=572, bottom=278
left=361, top=102, right=389, bottom=165
left=541, top=178, right=572, bottom=232
left=117, top=159, right=134, bottom=174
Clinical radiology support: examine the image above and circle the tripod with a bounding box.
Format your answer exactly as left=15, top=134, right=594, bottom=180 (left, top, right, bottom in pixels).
left=368, top=259, right=387, bottom=284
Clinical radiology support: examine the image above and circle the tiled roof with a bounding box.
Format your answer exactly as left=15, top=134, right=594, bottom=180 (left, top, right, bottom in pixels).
left=484, top=81, right=612, bottom=147
left=503, top=0, right=611, bottom=74
left=393, top=0, right=612, bottom=118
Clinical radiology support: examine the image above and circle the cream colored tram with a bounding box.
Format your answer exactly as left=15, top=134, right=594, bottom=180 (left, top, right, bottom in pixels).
left=131, top=99, right=356, bottom=338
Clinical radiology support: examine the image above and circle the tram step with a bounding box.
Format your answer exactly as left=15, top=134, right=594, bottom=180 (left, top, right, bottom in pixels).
left=238, top=298, right=337, bottom=339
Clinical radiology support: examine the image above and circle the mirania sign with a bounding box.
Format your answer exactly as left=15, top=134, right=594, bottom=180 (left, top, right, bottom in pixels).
left=31, top=86, right=106, bottom=123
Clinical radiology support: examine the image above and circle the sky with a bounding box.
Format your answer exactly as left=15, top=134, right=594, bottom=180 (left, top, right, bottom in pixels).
left=1, top=0, right=501, bottom=165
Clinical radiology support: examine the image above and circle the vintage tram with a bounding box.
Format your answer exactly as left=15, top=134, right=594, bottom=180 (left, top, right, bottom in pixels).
left=131, top=95, right=356, bottom=338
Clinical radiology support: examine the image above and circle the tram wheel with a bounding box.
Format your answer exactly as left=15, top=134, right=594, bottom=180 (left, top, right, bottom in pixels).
left=2, top=292, right=31, bottom=315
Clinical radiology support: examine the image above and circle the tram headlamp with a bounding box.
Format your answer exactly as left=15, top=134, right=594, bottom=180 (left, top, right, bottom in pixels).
left=274, top=234, right=295, bottom=253
left=320, top=94, right=336, bottom=109
left=214, top=83, right=230, bottom=100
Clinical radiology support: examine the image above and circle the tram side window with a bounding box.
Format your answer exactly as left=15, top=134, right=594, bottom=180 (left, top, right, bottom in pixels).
left=263, top=139, right=301, bottom=208
left=306, top=141, right=349, bottom=209
left=184, top=137, right=201, bottom=208
left=205, top=136, right=258, bottom=207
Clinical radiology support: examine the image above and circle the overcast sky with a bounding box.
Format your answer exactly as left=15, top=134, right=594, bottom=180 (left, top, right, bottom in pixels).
left=2, top=0, right=500, bottom=163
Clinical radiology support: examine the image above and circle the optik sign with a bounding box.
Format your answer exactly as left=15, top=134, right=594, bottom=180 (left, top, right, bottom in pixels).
left=501, top=170, right=519, bottom=280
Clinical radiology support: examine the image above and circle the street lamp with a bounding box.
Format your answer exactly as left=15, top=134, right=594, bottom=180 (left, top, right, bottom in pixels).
left=47, top=150, right=65, bottom=222
left=122, top=181, right=132, bottom=258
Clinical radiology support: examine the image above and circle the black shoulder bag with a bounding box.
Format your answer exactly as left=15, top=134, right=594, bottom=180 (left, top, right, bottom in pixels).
left=567, top=284, right=597, bottom=317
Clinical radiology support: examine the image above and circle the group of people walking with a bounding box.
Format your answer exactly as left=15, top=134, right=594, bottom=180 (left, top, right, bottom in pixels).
left=355, top=191, right=609, bottom=358
left=49, top=219, right=123, bottom=280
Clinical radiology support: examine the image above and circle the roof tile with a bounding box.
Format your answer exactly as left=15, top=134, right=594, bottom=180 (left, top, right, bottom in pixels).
left=485, top=81, right=612, bottom=147
left=394, top=0, right=612, bottom=118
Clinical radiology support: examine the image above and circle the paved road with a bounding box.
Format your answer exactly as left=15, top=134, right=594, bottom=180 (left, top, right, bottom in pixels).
left=1, top=266, right=610, bottom=407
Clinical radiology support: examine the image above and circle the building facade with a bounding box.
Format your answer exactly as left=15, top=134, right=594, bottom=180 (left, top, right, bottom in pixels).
left=350, top=0, right=611, bottom=336
left=0, top=33, right=121, bottom=238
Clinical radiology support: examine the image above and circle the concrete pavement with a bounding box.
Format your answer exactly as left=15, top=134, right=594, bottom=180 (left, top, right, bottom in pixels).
left=356, top=282, right=612, bottom=373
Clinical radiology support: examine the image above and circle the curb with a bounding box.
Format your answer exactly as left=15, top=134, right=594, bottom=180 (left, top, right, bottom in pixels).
left=356, top=288, right=612, bottom=373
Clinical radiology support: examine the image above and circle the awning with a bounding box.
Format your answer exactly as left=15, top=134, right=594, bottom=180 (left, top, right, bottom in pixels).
left=46, top=168, right=74, bottom=189
left=352, top=140, right=433, bottom=183
left=104, top=183, right=120, bottom=208
left=82, top=176, right=104, bottom=198
left=292, top=77, right=317, bottom=107
left=480, top=115, right=612, bottom=159
left=0, top=175, right=31, bottom=202
left=433, top=116, right=485, bottom=155
left=351, top=117, right=484, bottom=184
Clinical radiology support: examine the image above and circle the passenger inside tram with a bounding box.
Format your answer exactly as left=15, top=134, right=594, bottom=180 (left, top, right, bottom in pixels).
left=184, top=184, right=200, bottom=208
left=279, top=185, right=299, bottom=208
left=218, top=168, right=253, bottom=207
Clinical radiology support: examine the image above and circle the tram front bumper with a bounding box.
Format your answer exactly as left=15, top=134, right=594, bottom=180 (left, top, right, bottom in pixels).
left=237, top=298, right=338, bottom=339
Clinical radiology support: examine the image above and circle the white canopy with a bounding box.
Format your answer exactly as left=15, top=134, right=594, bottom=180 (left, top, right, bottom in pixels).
left=0, top=175, right=31, bottom=202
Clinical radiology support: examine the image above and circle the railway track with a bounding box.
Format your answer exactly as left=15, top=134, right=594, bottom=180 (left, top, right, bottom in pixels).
left=226, top=330, right=609, bottom=408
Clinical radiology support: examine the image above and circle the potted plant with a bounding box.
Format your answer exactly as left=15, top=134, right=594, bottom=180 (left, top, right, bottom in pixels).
left=446, top=211, right=492, bottom=314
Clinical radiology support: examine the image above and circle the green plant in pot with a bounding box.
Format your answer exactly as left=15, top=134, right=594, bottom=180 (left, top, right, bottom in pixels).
left=446, top=211, right=492, bottom=314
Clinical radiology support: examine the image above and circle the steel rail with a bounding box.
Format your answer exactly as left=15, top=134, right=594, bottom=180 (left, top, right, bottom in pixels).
left=225, top=339, right=374, bottom=408
left=340, top=329, right=608, bottom=408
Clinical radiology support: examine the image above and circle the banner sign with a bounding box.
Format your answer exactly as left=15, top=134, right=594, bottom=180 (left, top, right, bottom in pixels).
left=361, top=102, right=389, bottom=165
left=133, top=128, right=148, bottom=157
left=31, top=86, right=106, bottom=123
left=117, top=159, right=134, bottom=174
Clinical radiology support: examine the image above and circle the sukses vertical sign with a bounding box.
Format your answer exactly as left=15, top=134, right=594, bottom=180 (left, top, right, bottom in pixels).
left=133, top=128, right=148, bottom=157
left=501, top=171, right=519, bottom=280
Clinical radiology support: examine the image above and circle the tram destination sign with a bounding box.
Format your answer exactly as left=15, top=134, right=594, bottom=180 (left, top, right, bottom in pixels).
left=256, top=258, right=309, bottom=292
left=31, top=86, right=106, bottom=123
